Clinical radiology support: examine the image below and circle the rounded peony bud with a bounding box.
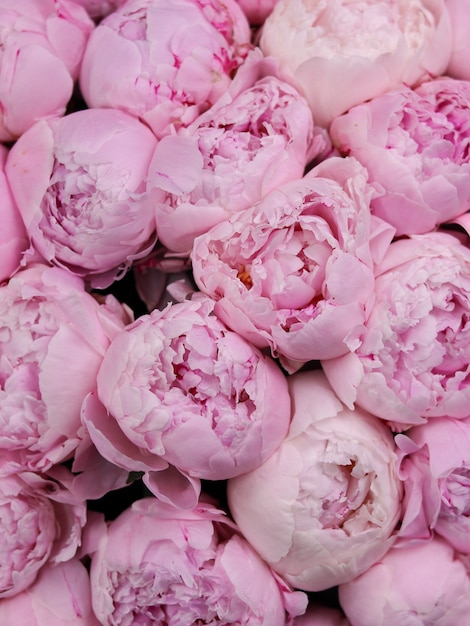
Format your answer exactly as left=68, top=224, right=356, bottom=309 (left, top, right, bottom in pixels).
left=192, top=156, right=395, bottom=370
left=89, top=497, right=307, bottom=625
left=0, top=559, right=100, bottom=625
left=0, top=0, right=93, bottom=141
left=0, top=470, right=87, bottom=599
left=330, top=77, right=470, bottom=235
left=396, top=416, right=470, bottom=553
left=91, top=296, right=291, bottom=482
left=5, top=108, right=158, bottom=289
left=322, top=231, right=470, bottom=428
left=0, top=264, right=131, bottom=474
left=338, top=537, right=470, bottom=626
left=227, top=370, right=403, bottom=592
left=150, top=52, right=316, bottom=253
left=259, top=0, right=452, bottom=128
left=79, top=0, right=252, bottom=139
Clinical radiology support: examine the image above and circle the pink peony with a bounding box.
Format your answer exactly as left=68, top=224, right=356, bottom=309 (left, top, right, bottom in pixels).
left=89, top=497, right=307, bottom=626
left=0, top=144, right=28, bottom=283
left=0, top=264, right=131, bottom=474
left=150, top=51, right=317, bottom=253
left=445, top=0, right=470, bottom=80
left=330, top=77, right=470, bottom=235
left=396, top=416, right=470, bottom=553
left=259, top=0, right=452, bottom=128
left=227, top=370, right=402, bottom=592
left=0, top=0, right=93, bottom=142
left=192, top=156, right=395, bottom=369
left=5, top=109, right=158, bottom=289
left=0, top=559, right=100, bottom=625
left=84, top=296, right=291, bottom=486
left=79, top=0, right=251, bottom=139
left=0, top=469, right=87, bottom=598
left=338, top=537, right=470, bottom=626
left=322, top=231, right=470, bottom=428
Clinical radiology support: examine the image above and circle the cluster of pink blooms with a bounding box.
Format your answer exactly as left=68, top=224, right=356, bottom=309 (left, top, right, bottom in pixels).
left=2, top=0, right=470, bottom=624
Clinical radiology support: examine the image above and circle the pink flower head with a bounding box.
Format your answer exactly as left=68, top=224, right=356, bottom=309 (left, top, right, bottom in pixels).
left=5, top=109, right=158, bottom=289
left=445, top=0, right=470, bottom=80
left=227, top=371, right=402, bottom=592
left=150, top=51, right=317, bottom=253
left=79, top=0, right=251, bottom=139
left=396, top=416, right=470, bottom=553
left=330, top=77, right=470, bottom=235
left=192, top=156, right=395, bottom=369
left=90, top=497, right=307, bottom=625
left=0, top=144, right=28, bottom=283
left=259, top=0, right=452, bottom=128
left=89, top=296, right=291, bottom=482
left=0, top=469, right=87, bottom=599
left=0, top=559, right=100, bottom=626
left=0, top=0, right=93, bottom=141
left=338, top=537, right=470, bottom=626
left=323, top=231, right=470, bottom=428
left=0, top=264, right=131, bottom=474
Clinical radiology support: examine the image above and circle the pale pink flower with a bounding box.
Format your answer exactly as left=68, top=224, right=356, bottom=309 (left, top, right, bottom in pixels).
left=396, top=416, right=470, bottom=553
left=330, top=77, right=470, bottom=235
left=295, top=605, right=350, bottom=626
left=339, top=537, right=470, bottom=626
left=0, top=469, right=87, bottom=598
left=260, top=0, right=452, bottom=128
left=90, top=497, right=307, bottom=625
left=235, top=0, right=279, bottom=24
left=0, top=559, right=100, bottom=625
left=150, top=51, right=318, bottom=254
left=84, top=296, right=291, bottom=487
left=5, top=109, right=158, bottom=289
left=79, top=0, right=251, bottom=138
left=192, top=156, right=395, bottom=370
left=0, top=264, right=131, bottom=474
left=227, top=371, right=402, bottom=592
left=323, top=231, right=470, bottom=428
left=0, top=0, right=93, bottom=141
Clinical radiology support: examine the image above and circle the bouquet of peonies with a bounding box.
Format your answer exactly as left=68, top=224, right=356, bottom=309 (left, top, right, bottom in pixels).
left=2, top=0, right=470, bottom=624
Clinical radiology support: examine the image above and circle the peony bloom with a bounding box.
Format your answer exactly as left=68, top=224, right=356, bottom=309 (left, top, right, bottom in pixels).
left=330, top=77, right=470, bottom=235
left=445, top=0, right=470, bottom=80
left=192, top=156, right=395, bottom=369
left=150, top=51, right=317, bottom=253
left=0, top=559, right=100, bottom=625
left=259, top=0, right=452, bottom=128
left=5, top=109, right=158, bottom=289
left=89, top=497, right=307, bottom=626
left=396, top=416, right=470, bottom=553
left=0, top=144, right=28, bottom=283
left=79, top=0, right=251, bottom=139
left=0, top=470, right=87, bottom=599
left=338, top=537, right=470, bottom=626
left=0, top=264, right=131, bottom=474
left=0, top=0, right=93, bottom=142
left=227, top=370, right=402, bottom=592
left=322, top=231, right=470, bottom=428
left=84, top=296, right=291, bottom=487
